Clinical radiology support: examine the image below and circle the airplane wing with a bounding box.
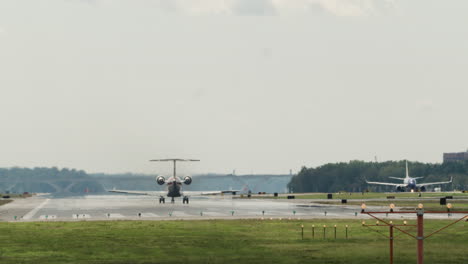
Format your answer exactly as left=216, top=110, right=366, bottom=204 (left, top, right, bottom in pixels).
left=365, top=179, right=406, bottom=187
left=417, top=177, right=452, bottom=187
left=108, top=189, right=164, bottom=196
left=109, top=189, right=241, bottom=196
left=180, top=190, right=241, bottom=196
left=199, top=190, right=242, bottom=195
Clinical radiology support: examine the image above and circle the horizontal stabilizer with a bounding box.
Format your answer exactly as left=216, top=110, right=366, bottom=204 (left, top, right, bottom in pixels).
left=150, top=159, right=200, bottom=162
left=389, top=177, right=406, bottom=180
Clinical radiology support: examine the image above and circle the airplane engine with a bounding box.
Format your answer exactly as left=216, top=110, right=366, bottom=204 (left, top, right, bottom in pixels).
left=183, top=176, right=192, bottom=185
left=420, top=186, right=426, bottom=192
left=156, top=176, right=165, bottom=185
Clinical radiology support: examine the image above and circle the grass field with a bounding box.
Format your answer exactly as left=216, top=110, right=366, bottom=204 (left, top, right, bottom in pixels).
left=0, top=219, right=466, bottom=264
left=0, top=200, right=12, bottom=206
left=315, top=201, right=468, bottom=212
left=0, top=193, right=26, bottom=207
left=294, top=192, right=468, bottom=200
left=241, top=192, right=468, bottom=200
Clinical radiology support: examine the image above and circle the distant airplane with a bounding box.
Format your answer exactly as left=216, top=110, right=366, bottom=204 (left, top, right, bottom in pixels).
left=365, top=161, right=452, bottom=192
left=109, top=159, right=240, bottom=204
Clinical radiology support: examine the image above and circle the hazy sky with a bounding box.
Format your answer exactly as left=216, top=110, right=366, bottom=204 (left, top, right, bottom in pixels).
left=0, top=0, right=467, bottom=175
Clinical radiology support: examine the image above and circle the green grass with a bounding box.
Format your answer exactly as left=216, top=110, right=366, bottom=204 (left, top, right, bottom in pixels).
left=315, top=201, right=468, bottom=211
left=295, top=192, right=468, bottom=200
left=240, top=192, right=468, bottom=200
left=0, top=200, right=12, bottom=206
left=0, top=219, right=466, bottom=264
left=0, top=193, right=28, bottom=198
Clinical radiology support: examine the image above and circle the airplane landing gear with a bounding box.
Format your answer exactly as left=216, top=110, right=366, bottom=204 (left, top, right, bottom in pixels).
left=183, top=196, right=189, bottom=204
left=159, top=197, right=165, bottom=204
left=171, top=197, right=175, bottom=203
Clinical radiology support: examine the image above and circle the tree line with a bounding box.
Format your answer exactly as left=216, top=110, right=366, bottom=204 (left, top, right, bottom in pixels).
left=287, top=160, right=468, bottom=193
left=0, top=167, right=103, bottom=194
left=0, top=167, right=89, bottom=180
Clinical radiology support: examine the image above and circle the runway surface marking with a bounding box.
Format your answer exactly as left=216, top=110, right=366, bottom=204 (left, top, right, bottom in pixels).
left=107, top=213, right=124, bottom=218
left=141, top=213, right=159, bottom=217
left=39, top=215, right=57, bottom=220
left=265, top=210, right=295, bottom=216
left=200, top=212, right=227, bottom=216
left=170, top=211, right=191, bottom=217
left=23, top=199, right=50, bottom=220
left=73, top=214, right=91, bottom=219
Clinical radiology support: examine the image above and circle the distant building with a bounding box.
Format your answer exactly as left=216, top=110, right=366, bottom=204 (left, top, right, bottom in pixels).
left=443, top=150, right=468, bottom=162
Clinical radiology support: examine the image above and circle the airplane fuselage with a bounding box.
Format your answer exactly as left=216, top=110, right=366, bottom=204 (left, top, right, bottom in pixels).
left=166, top=176, right=182, bottom=198
left=403, top=178, right=417, bottom=190
left=366, top=161, right=452, bottom=192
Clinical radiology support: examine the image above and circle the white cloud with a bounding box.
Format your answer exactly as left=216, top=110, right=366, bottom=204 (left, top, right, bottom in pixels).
left=156, top=0, right=396, bottom=16
left=232, top=0, right=277, bottom=16
left=158, top=0, right=232, bottom=15
left=417, top=99, right=435, bottom=112
left=0, top=27, right=6, bottom=36
left=309, top=0, right=396, bottom=17
left=71, top=0, right=396, bottom=16
left=68, top=0, right=114, bottom=6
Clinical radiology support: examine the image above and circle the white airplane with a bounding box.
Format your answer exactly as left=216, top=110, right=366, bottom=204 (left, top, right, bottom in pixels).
left=365, top=161, right=452, bottom=192
left=109, top=159, right=241, bottom=204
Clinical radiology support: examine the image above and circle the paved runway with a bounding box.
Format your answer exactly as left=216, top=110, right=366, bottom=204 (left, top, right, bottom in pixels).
left=0, top=195, right=460, bottom=222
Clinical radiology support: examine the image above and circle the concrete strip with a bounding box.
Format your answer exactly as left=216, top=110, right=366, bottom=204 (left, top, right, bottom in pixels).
left=201, top=212, right=227, bottom=216
left=39, top=215, right=57, bottom=220
left=108, top=213, right=124, bottom=218
left=73, top=214, right=91, bottom=219
left=23, top=199, right=50, bottom=220
left=141, top=213, right=159, bottom=217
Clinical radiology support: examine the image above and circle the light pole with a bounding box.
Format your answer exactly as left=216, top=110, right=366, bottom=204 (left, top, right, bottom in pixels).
left=361, top=203, right=467, bottom=264
left=362, top=219, right=415, bottom=264
left=416, top=204, right=424, bottom=264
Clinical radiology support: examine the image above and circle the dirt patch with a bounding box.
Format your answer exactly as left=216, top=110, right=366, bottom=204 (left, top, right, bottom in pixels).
left=0, top=200, right=13, bottom=206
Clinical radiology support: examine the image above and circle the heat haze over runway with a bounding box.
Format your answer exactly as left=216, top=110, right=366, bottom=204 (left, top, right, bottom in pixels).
left=1, top=195, right=350, bottom=221
left=0, top=195, right=462, bottom=222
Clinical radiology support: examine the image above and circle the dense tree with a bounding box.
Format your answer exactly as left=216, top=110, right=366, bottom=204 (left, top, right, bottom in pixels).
left=288, top=160, right=468, bottom=193
left=0, top=167, right=105, bottom=194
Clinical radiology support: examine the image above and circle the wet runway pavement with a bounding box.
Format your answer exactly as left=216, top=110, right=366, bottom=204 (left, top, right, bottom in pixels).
left=0, top=195, right=461, bottom=222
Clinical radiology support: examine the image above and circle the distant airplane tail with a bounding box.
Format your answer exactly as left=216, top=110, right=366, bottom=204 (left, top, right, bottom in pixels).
left=405, top=160, right=423, bottom=180
left=405, top=160, right=410, bottom=179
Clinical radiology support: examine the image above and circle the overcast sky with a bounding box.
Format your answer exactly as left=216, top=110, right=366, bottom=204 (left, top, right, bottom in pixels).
left=0, top=0, right=467, bottom=175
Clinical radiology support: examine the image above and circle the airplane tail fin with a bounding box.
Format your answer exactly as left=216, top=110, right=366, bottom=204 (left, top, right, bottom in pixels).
left=405, top=160, right=410, bottom=179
